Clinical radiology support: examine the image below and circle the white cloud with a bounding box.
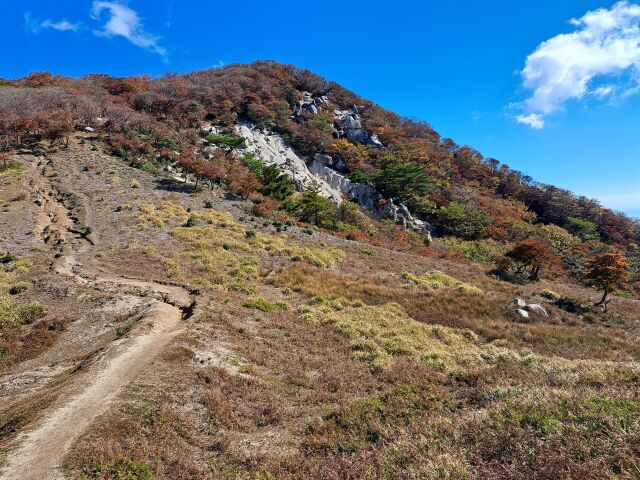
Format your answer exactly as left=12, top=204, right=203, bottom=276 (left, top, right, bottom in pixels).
left=91, top=1, right=166, bottom=57
left=516, top=1, right=640, bottom=128
left=24, top=13, right=81, bottom=34
left=41, top=19, right=82, bottom=32
left=516, top=113, right=545, bottom=129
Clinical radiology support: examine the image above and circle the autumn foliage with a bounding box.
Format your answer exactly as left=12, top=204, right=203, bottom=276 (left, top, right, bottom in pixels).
left=0, top=61, right=638, bottom=267
left=584, top=252, right=630, bottom=310
left=501, top=239, right=560, bottom=280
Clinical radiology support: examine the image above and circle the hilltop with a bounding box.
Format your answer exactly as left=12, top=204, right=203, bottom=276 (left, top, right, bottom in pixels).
left=0, top=62, right=638, bottom=479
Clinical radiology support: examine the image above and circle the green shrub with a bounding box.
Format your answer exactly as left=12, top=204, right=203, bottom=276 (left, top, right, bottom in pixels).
left=243, top=299, right=289, bottom=312
left=243, top=154, right=293, bottom=201
left=139, top=162, right=158, bottom=174
left=8, top=282, right=29, bottom=295
left=297, top=183, right=334, bottom=227
left=541, top=289, right=561, bottom=300
left=205, top=133, right=246, bottom=150
left=351, top=161, right=434, bottom=205
left=106, top=459, right=154, bottom=480
left=435, top=202, right=490, bottom=240
left=566, top=217, right=600, bottom=241
left=0, top=295, right=44, bottom=327
left=436, top=238, right=505, bottom=264
left=116, top=323, right=133, bottom=338
left=184, top=215, right=198, bottom=228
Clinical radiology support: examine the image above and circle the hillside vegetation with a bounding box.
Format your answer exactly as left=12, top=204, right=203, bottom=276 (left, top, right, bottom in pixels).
left=0, top=62, right=638, bottom=479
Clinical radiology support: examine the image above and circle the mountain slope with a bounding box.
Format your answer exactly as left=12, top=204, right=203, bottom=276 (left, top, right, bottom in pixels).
left=0, top=63, right=638, bottom=479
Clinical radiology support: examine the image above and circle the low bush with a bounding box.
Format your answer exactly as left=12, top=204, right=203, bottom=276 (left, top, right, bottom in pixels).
left=402, top=270, right=483, bottom=295
left=242, top=299, right=289, bottom=312
left=0, top=295, right=44, bottom=327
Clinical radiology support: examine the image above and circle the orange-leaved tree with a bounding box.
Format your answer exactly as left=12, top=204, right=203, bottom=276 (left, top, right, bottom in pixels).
left=584, top=252, right=630, bottom=311
left=502, top=239, right=559, bottom=281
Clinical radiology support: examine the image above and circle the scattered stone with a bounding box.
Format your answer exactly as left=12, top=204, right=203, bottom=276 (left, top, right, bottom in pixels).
left=512, top=298, right=527, bottom=308
left=525, top=304, right=548, bottom=317
left=515, top=309, right=530, bottom=320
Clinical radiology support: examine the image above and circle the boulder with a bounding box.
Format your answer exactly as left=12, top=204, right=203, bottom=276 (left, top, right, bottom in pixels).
left=512, top=298, right=527, bottom=308
left=345, top=127, right=369, bottom=144
left=333, top=158, right=348, bottom=173
left=295, top=92, right=325, bottom=116
left=366, top=133, right=384, bottom=148
left=525, top=304, right=548, bottom=317
left=515, top=309, right=530, bottom=320
left=313, top=153, right=334, bottom=166
left=305, top=103, right=318, bottom=114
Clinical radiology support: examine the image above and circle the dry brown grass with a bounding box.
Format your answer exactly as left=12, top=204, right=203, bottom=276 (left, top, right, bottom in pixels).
left=273, top=263, right=640, bottom=362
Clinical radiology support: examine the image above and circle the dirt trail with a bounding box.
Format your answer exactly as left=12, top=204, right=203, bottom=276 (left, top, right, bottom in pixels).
left=0, top=157, right=196, bottom=480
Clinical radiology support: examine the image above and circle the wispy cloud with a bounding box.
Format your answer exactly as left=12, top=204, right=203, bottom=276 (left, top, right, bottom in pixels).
left=41, top=19, right=82, bottom=32
left=516, top=113, right=545, bottom=129
left=515, top=1, right=640, bottom=128
left=91, top=1, right=166, bottom=57
left=24, top=12, right=81, bottom=34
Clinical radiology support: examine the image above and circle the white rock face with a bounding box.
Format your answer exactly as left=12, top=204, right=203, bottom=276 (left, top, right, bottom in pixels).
left=234, top=123, right=343, bottom=202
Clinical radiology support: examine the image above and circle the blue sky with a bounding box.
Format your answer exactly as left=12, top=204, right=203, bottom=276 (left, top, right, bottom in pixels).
left=3, top=1, right=640, bottom=217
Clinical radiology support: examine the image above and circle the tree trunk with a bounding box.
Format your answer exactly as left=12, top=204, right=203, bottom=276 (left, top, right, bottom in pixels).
left=596, top=289, right=609, bottom=310
left=529, top=266, right=540, bottom=281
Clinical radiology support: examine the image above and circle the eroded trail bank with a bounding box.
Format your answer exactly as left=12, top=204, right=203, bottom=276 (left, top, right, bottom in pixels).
left=0, top=302, right=184, bottom=480
left=0, top=157, right=197, bottom=480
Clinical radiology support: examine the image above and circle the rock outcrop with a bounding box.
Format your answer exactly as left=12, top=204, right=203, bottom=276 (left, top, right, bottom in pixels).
left=294, top=92, right=329, bottom=117
left=334, top=109, right=383, bottom=148
left=225, top=121, right=430, bottom=235
left=309, top=160, right=431, bottom=235
left=234, top=123, right=343, bottom=202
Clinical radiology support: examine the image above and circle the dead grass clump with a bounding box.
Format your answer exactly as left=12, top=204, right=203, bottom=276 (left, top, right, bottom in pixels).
left=64, top=403, right=206, bottom=479
left=468, top=391, right=640, bottom=479
left=275, top=263, right=508, bottom=329
left=305, top=380, right=454, bottom=454
left=0, top=315, right=74, bottom=369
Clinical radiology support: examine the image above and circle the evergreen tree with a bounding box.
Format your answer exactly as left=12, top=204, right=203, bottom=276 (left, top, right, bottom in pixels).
left=297, top=182, right=333, bottom=227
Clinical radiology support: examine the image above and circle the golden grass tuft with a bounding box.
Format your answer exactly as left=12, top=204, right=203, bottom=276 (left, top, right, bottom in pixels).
left=402, top=270, right=484, bottom=295
left=299, top=299, right=485, bottom=371
left=135, top=202, right=344, bottom=293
